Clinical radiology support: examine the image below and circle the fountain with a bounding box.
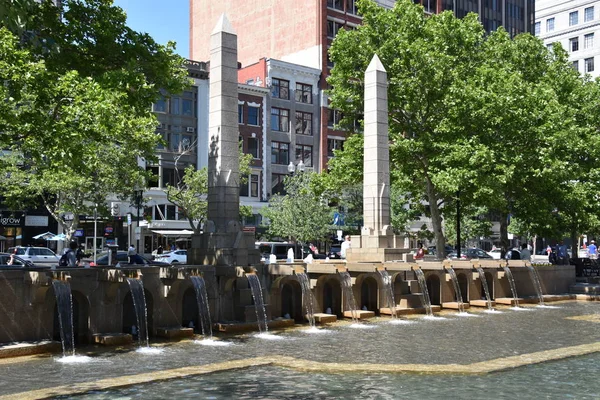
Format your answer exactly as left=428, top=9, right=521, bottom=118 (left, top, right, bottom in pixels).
left=126, top=278, right=150, bottom=347
left=51, top=280, right=75, bottom=357
left=296, top=272, right=316, bottom=327
left=339, top=271, right=359, bottom=322
left=502, top=265, right=520, bottom=308
left=189, top=275, right=213, bottom=338
left=377, top=269, right=397, bottom=319
left=446, top=267, right=465, bottom=313
left=527, top=265, right=545, bottom=306
left=475, top=266, right=493, bottom=311
left=413, top=268, right=434, bottom=317
left=247, top=273, right=269, bottom=333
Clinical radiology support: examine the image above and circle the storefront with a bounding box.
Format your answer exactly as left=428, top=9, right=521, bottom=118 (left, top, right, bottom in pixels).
left=0, top=211, right=58, bottom=252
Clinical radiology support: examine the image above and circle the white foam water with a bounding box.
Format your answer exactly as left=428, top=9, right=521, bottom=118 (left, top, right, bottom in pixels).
left=56, top=355, right=93, bottom=364
left=388, top=319, right=415, bottom=325
left=194, top=339, right=233, bottom=347
left=483, top=309, right=503, bottom=314
left=348, top=323, right=377, bottom=329
left=136, top=347, right=165, bottom=355
left=255, top=332, right=285, bottom=340
left=302, top=327, right=332, bottom=334
left=422, top=315, right=448, bottom=321
left=456, top=312, right=478, bottom=318
left=510, top=306, right=532, bottom=311
left=536, top=304, right=560, bottom=309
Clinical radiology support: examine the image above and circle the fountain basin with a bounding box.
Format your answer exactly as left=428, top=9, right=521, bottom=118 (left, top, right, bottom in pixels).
left=214, top=318, right=295, bottom=334
left=469, top=300, right=495, bottom=308
left=93, top=333, right=133, bottom=346
left=343, top=310, right=375, bottom=319
left=313, top=313, right=337, bottom=324
left=442, top=302, right=471, bottom=310
left=0, top=341, right=61, bottom=358
left=495, top=297, right=523, bottom=305
left=381, top=306, right=441, bottom=315
left=155, top=327, right=194, bottom=340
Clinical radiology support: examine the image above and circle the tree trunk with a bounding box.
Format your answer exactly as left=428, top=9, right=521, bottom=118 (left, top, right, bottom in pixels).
left=425, top=175, right=445, bottom=261
left=499, top=212, right=509, bottom=259
left=570, top=229, right=578, bottom=261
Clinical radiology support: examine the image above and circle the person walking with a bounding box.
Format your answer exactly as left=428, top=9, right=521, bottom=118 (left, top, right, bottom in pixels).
left=340, top=235, right=351, bottom=259
left=589, top=240, right=597, bottom=260
left=127, top=244, right=136, bottom=264
left=520, top=243, right=531, bottom=261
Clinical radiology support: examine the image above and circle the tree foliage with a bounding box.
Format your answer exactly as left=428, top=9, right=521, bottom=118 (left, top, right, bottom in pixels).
left=261, top=172, right=333, bottom=244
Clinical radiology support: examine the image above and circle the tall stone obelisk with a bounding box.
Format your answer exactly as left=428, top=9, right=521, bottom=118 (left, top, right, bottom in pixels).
left=346, top=54, right=407, bottom=262
left=190, top=14, right=259, bottom=266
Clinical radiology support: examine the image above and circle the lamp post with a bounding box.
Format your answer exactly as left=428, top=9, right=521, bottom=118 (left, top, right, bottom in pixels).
left=133, top=188, right=144, bottom=253
left=93, top=203, right=98, bottom=266
left=286, top=160, right=305, bottom=257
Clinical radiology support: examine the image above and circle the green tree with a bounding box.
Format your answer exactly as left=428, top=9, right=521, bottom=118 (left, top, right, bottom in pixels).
left=261, top=171, right=333, bottom=244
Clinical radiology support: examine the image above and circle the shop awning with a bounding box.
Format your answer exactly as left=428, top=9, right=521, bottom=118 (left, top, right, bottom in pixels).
left=151, top=229, right=194, bottom=237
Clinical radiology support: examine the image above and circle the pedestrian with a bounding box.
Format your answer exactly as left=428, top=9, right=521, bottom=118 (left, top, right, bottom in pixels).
left=127, top=244, right=136, bottom=264
left=6, top=248, right=17, bottom=266
left=589, top=240, right=597, bottom=260
left=157, top=245, right=163, bottom=255
left=340, top=235, right=351, bottom=259
left=170, top=243, right=176, bottom=251
left=520, top=243, right=531, bottom=261
left=414, top=243, right=425, bottom=260
left=558, top=241, right=569, bottom=265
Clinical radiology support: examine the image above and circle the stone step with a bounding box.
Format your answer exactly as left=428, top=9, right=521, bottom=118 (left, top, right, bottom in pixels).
left=343, top=310, right=375, bottom=319
left=215, top=318, right=294, bottom=334
left=313, top=313, right=337, bottom=324
left=155, top=327, right=194, bottom=340
left=441, top=302, right=471, bottom=310
left=469, top=299, right=495, bottom=308
left=93, top=333, right=133, bottom=346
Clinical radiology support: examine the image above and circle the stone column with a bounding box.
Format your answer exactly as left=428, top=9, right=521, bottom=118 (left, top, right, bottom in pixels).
left=362, top=54, right=392, bottom=241
left=206, top=14, right=240, bottom=234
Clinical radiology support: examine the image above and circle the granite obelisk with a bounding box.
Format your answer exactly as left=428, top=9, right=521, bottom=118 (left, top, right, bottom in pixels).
left=346, top=54, right=408, bottom=262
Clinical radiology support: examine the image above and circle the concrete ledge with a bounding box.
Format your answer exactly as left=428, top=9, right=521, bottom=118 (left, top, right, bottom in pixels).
left=384, top=306, right=441, bottom=315
left=441, top=302, right=471, bottom=310
left=542, top=294, right=571, bottom=302
left=155, top=327, right=194, bottom=340
left=495, top=297, right=523, bottom=306
left=313, top=313, right=337, bottom=324
left=93, top=333, right=133, bottom=346
left=573, top=294, right=600, bottom=301
left=215, top=318, right=295, bottom=334
left=343, top=310, right=375, bottom=319
left=469, top=300, right=495, bottom=308
left=0, top=341, right=61, bottom=359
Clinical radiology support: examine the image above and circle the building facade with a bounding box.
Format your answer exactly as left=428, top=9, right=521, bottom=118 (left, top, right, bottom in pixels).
left=536, top=0, right=600, bottom=77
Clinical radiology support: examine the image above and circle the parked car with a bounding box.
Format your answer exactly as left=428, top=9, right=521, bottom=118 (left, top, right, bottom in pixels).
left=89, top=251, right=169, bottom=267
left=256, top=242, right=306, bottom=260
left=505, top=249, right=521, bottom=260
left=427, top=245, right=454, bottom=257
left=7, top=246, right=59, bottom=265
left=447, top=248, right=493, bottom=260
left=487, top=248, right=502, bottom=259
left=328, top=244, right=342, bottom=259
left=154, top=249, right=187, bottom=264
left=0, top=253, right=35, bottom=267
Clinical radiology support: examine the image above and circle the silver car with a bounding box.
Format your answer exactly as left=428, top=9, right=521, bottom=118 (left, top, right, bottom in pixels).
left=8, top=246, right=60, bottom=265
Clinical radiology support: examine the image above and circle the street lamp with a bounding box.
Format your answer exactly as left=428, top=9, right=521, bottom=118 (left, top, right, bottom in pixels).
left=287, top=160, right=305, bottom=175
left=133, top=187, right=144, bottom=253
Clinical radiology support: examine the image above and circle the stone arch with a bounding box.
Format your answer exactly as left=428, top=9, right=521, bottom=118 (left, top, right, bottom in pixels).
left=426, top=274, right=441, bottom=305
left=315, top=275, right=342, bottom=317
left=71, top=290, right=90, bottom=345
left=484, top=271, right=494, bottom=300
left=357, top=275, right=378, bottom=312
left=280, top=280, right=302, bottom=322
left=391, top=272, right=410, bottom=296
left=457, top=273, right=469, bottom=303
left=223, top=276, right=246, bottom=322
left=122, top=285, right=154, bottom=339
left=181, top=286, right=199, bottom=332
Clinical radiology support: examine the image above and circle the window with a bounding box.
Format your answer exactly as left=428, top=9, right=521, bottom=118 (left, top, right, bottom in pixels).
left=271, top=108, right=289, bottom=132
left=546, top=18, right=554, bottom=32
left=182, top=99, right=193, bottom=116
left=153, top=96, right=166, bottom=112
left=271, top=141, right=289, bottom=165
left=248, top=137, right=259, bottom=159
left=347, top=0, right=357, bottom=14
left=585, top=33, right=594, bottom=49
left=327, top=0, right=343, bottom=10
left=271, top=78, right=289, bottom=100
left=327, top=139, right=344, bottom=157
left=271, top=174, right=286, bottom=195
left=170, top=133, right=180, bottom=152
left=248, top=106, right=259, bottom=125
left=327, top=109, right=343, bottom=127
left=572, top=60, right=579, bottom=71
left=295, top=144, right=313, bottom=168
left=534, top=21, right=540, bottom=36
left=585, top=57, right=595, bottom=73
left=171, top=97, right=181, bottom=114
left=295, top=111, right=313, bottom=136
left=238, top=104, right=243, bottom=124
left=327, top=20, right=343, bottom=38
left=295, top=83, right=313, bottom=103
left=547, top=43, right=553, bottom=52
left=569, top=11, right=578, bottom=26
left=585, top=6, right=594, bottom=22
left=570, top=37, right=579, bottom=52
left=250, top=174, right=259, bottom=197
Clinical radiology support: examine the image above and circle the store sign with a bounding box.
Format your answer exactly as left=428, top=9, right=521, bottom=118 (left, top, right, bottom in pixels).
left=0, top=213, right=22, bottom=226
left=74, top=229, right=84, bottom=237
left=25, top=215, right=48, bottom=227
left=104, top=225, right=113, bottom=234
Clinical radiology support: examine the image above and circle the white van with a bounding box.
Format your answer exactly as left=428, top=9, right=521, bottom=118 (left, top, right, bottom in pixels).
left=255, top=242, right=306, bottom=260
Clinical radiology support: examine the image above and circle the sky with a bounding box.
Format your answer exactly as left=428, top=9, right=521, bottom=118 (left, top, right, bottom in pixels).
left=113, top=0, right=189, bottom=58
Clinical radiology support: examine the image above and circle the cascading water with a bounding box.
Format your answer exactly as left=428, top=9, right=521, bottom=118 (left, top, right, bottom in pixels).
left=190, top=276, right=213, bottom=338
left=446, top=267, right=465, bottom=313
left=339, top=271, right=359, bottom=323
left=413, top=268, right=433, bottom=317
left=502, top=265, right=520, bottom=308
left=475, top=266, right=493, bottom=311
left=127, top=278, right=150, bottom=347
left=52, top=280, right=75, bottom=357
left=296, top=272, right=316, bottom=327
left=247, top=274, right=269, bottom=333
left=527, top=265, right=545, bottom=306
left=377, top=269, right=397, bottom=319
